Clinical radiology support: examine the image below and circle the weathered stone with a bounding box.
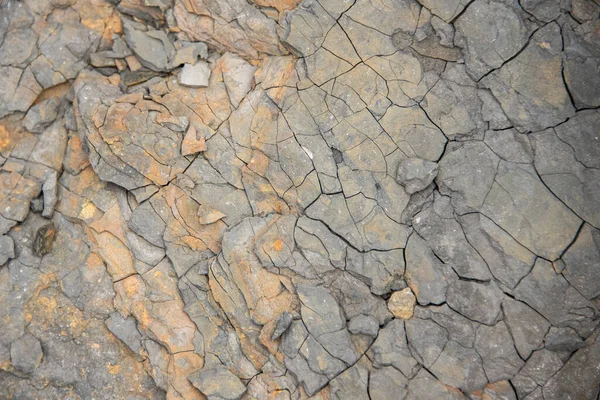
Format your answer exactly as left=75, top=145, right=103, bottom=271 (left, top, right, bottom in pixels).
left=380, top=105, right=447, bottom=162
left=475, top=321, right=524, bottom=382
left=106, top=313, right=143, bottom=354
left=414, top=200, right=492, bottom=281
left=10, top=333, right=43, bottom=374
left=179, top=61, right=211, bottom=88
left=532, top=122, right=600, bottom=229
left=271, top=311, right=293, bottom=341
left=544, top=326, right=585, bottom=353
left=41, top=171, right=58, bottom=218
left=348, top=315, right=379, bottom=337
left=188, top=367, right=247, bottom=400
left=482, top=23, right=575, bottom=132
left=24, top=98, right=60, bottom=134
left=369, top=366, right=408, bottom=400
left=408, top=368, right=467, bottom=399
left=368, top=320, right=419, bottom=378
left=128, top=201, right=165, bottom=248
left=482, top=381, right=517, bottom=400
left=181, top=125, right=207, bottom=156
left=404, top=233, right=450, bottom=305
left=563, top=19, right=600, bottom=108
left=430, top=340, right=488, bottom=393
left=387, top=288, right=416, bottom=319
left=220, top=53, right=257, bottom=108
left=502, top=297, right=550, bottom=359
left=405, top=314, right=448, bottom=368
left=437, top=141, right=499, bottom=214
left=480, top=161, right=582, bottom=260
left=512, top=349, right=564, bottom=398
left=330, top=272, right=392, bottom=326
left=300, top=335, right=346, bottom=378
left=396, top=158, right=438, bottom=194
left=446, top=280, right=504, bottom=325
left=514, top=258, right=598, bottom=336
left=0, top=235, right=15, bottom=265
left=460, top=213, right=535, bottom=289
left=417, top=0, right=471, bottom=22
left=543, top=327, right=600, bottom=400
left=1, top=1, right=600, bottom=398
left=455, top=0, right=531, bottom=80
left=156, top=113, right=189, bottom=132
left=297, top=284, right=344, bottom=337
left=562, top=224, right=600, bottom=300
left=123, top=21, right=173, bottom=72
left=421, top=66, right=486, bottom=139
left=328, top=359, right=370, bottom=399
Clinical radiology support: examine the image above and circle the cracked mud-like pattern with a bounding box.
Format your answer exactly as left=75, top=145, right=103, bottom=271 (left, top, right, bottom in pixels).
left=1, top=0, right=599, bottom=398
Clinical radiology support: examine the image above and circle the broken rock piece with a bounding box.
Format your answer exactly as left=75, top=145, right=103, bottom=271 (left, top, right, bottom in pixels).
left=24, top=98, right=60, bottom=134
left=188, top=367, right=247, bottom=400
left=181, top=125, right=207, bottom=156
left=396, top=158, right=439, bottom=194
left=179, top=61, right=211, bottom=88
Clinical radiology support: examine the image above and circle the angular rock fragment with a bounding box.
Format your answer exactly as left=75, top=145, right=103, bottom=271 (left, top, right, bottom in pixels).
left=106, top=313, right=143, bottom=354
left=188, top=367, right=247, bottom=400
left=41, top=171, right=58, bottom=218
left=123, top=21, right=174, bottom=72
left=220, top=53, right=257, bottom=108
left=24, top=98, right=60, bottom=134
left=544, top=326, right=585, bottom=353
left=271, top=311, right=293, bottom=341
left=181, top=125, right=207, bottom=156
left=396, top=158, right=438, bottom=194
left=348, top=315, right=379, bottom=337
left=179, top=62, right=211, bottom=88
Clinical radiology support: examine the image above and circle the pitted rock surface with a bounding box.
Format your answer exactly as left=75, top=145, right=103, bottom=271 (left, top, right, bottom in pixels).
left=0, top=0, right=599, bottom=399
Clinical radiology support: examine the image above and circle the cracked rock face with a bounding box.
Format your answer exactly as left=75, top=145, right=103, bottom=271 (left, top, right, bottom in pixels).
left=0, top=0, right=599, bottom=399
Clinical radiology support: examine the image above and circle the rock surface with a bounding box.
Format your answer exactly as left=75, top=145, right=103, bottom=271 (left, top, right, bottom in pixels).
left=0, top=0, right=599, bottom=398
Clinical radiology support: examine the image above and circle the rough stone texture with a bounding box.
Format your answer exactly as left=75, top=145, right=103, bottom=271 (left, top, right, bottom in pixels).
left=179, top=62, right=211, bottom=88
left=10, top=333, right=43, bottom=374
left=0, top=0, right=599, bottom=398
left=396, top=158, right=439, bottom=194
left=387, top=288, right=417, bottom=319
left=482, top=23, right=575, bottom=132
